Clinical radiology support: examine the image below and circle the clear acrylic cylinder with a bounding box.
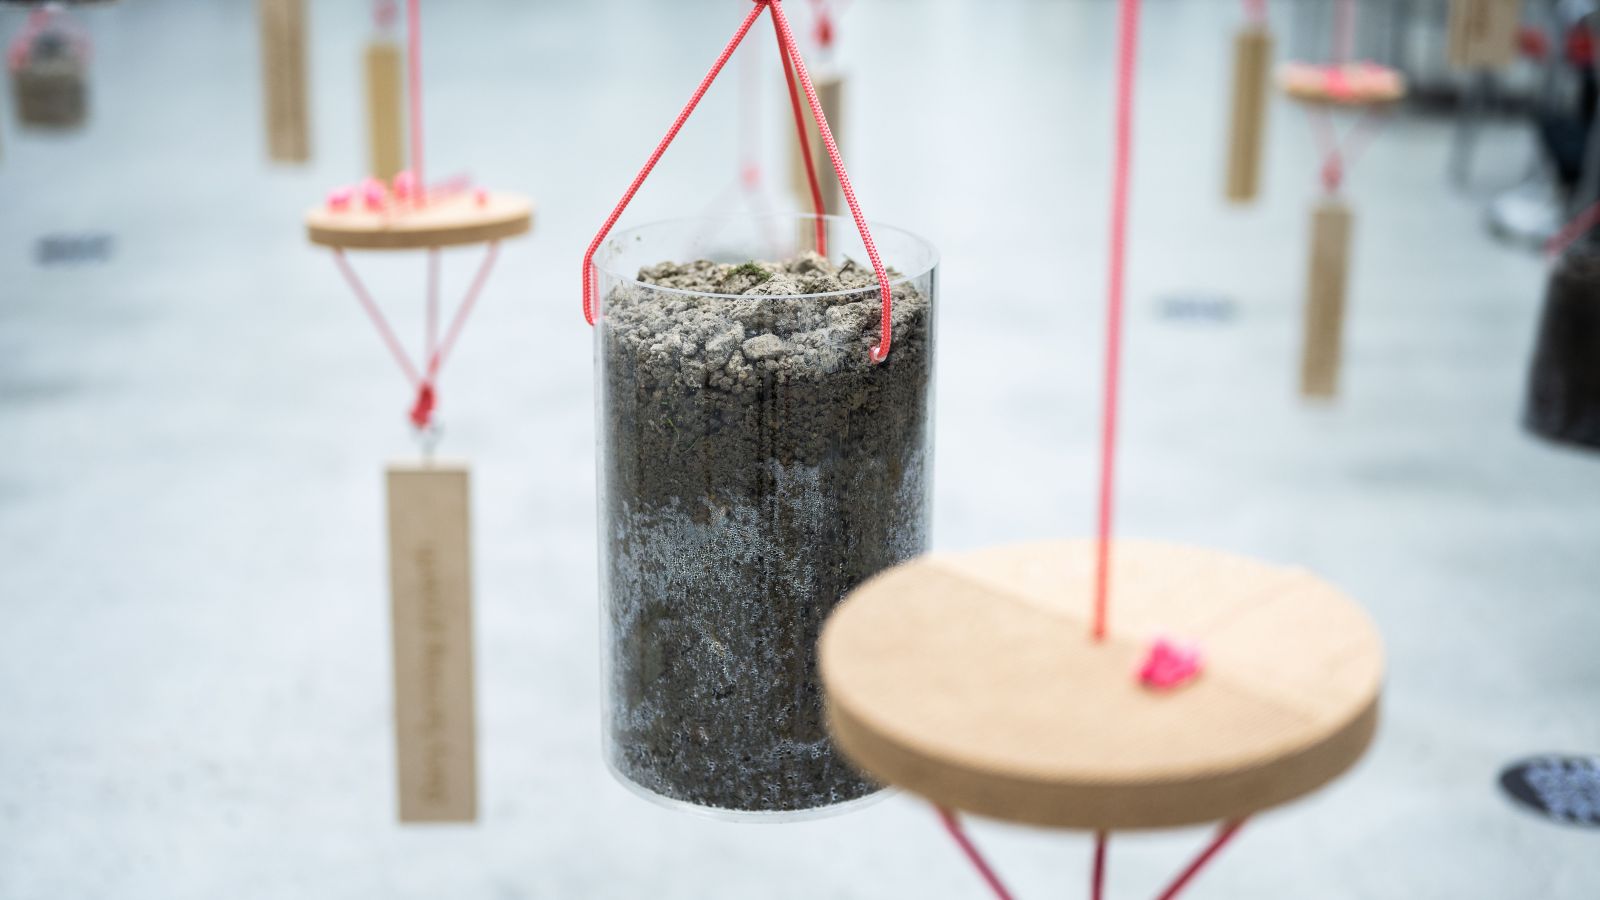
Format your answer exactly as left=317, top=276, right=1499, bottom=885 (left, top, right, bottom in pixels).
left=593, top=214, right=938, bottom=817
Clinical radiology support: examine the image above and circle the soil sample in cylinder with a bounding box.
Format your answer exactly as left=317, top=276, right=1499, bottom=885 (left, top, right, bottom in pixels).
left=1525, top=240, right=1600, bottom=449
left=598, top=253, right=932, bottom=814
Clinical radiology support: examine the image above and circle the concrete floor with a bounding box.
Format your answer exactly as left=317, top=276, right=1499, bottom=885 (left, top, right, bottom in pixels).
left=1, top=0, right=1597, bottom=897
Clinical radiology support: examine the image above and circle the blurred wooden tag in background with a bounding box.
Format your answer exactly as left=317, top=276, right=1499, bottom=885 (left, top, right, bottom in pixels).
left=364, top=39, right=405, bottom=180
left=789, top=71, right=845, bottom=215
left=387, top=462, right=477, bottom=823
left=1225, top=24, right=1272, bottom=204
left=1447, top=0, right=1521, bottom=69
left=1300, top=198, right=1352, bottom=399
left=258, top=0, right=310, bottom=162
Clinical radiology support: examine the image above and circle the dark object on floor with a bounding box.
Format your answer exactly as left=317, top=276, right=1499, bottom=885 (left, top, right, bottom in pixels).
left=1499, top=755, right=1600, bottom=828
left=1157, top=292, right=1237, bottom=324
left=34, top=233, right=113, bottom=265
left=1525, top=242, right=1600, bottom=449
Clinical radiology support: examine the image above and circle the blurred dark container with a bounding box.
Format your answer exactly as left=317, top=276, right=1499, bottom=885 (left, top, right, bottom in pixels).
left=1525, top=241, right=1600, bottom=449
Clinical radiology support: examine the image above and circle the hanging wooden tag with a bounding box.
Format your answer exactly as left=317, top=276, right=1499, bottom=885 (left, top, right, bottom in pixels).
left=364, top=38, right=405, bottom=180
left=789, top=69, right=845, bottom=215
left=1225, top=24, right=1272, bottom=204
left=258, top=0, right=310, bottom=163
left=387, top=461, right=478, bottom=823
left=1299, top=198, right=1353, bottom=399
left=1447, top=0, right=1521, bottom=70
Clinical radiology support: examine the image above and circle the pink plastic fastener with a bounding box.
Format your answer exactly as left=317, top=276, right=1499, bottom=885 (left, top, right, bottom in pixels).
left=1138, top=637, right=1203, bottom=690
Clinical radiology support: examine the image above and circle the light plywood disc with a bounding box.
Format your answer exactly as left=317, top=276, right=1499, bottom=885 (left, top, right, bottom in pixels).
left=1279, top=62, right=1406, bottom=107
left=819, top=540, right=1383, bottom=831
left=305, top=191, right=533, bottom=251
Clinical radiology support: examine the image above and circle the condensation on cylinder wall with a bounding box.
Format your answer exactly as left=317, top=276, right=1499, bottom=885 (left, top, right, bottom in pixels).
left=1300, top=198, right=1353, bottom=399
left=593, top=214, right=937, bottom=817
left=1225, top=24, right=1272, bottom=204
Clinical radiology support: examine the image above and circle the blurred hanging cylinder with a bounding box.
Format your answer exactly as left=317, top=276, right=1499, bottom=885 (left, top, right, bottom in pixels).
left=1523, top=242, right=1600, bottom=449
left=789, top=70, right=845, bottom=215
left=1299, top=198, right=1353, bottom=399
left=11, top=19, right=89, bottom=130
left=1447, top=0, right=1521, bottom=69
left=1224, top=24, right=1272, bottom=204
left=387, top=462, right=478, bottom=823
left=364, top=39, right=405, bottom=180
left=258, top=0, right=310, bottom=163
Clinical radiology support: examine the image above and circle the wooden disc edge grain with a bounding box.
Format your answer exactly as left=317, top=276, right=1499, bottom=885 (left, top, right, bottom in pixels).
left=827, top=685, right=1378, bottom=831
left=818, top=540, right=1385, bottom=831
left=305, top=192, right=534, bottom=251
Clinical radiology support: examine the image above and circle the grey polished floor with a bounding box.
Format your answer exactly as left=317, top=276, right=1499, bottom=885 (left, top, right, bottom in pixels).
left=1, top=0, right=1596, bottom=897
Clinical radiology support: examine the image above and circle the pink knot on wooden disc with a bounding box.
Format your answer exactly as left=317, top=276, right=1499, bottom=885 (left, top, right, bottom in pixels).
left=474, top=188, right=488, bottom=207
left=1138, top=637, right=1202, bottom=690
left=360, top=177, right=387, bottom=212
left=326, top=185, right=354, bottom=211
left=392, top=170, right=418, bottom=201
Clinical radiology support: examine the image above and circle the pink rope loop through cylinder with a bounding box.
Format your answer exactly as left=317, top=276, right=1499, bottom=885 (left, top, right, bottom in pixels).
left=580, top=0, right=895, bottom=363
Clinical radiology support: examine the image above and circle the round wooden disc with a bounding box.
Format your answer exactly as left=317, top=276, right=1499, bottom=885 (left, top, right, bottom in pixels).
left=1278, top=62, right=1406, bottom=107
left=305, top=191, right=533, bottom=251
left=818, top=540, right=1383, bottom=831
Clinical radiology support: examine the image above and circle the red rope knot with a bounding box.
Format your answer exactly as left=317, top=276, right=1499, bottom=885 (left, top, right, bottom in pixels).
left=1321, top=152, right=1343, bottom=194
left=408, top=382, right=436, bottom=430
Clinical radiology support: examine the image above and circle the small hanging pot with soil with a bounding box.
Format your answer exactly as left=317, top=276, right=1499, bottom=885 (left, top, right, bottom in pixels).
left=8, top=8, right=90, bottom=130
left=593, top=215, right=937, bottom=816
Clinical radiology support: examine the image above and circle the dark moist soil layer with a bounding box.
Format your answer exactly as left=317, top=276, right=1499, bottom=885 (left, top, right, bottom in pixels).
left=600, top=252, right=932, bottom=813
left=1526, top=243, right=1600, bottom=449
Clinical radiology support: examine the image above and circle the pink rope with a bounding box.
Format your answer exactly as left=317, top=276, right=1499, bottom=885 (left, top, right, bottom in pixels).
left=429, top=242, right=500, bottom=378
left=581, top=1, right=893, bottom=362
left=332, top=249, right=421, bottom=387
left=935, top=809, right=1016, bottom=900
left=425, top=248, right=440, bottom=365
left=1153, top=820, right=1248, bottom=900
left=1091, top=832, right=1108, bottom=900
left=406, top=0, right=425, bottom=207
left=769, top=0, right=893, bottom=362
left=330, top=243, right=500, bottom=428
left=1546, top=201, right=1600, bottom=257
left=581, top=3, right=765, bottom=326
left=1305, top=106, right=1386, bottom=194
left=1243, top=0, right=1267, bottom=25
left=1092, top=0, right=1141, bottom=642
left=773, top=12, right=828, bottom=254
